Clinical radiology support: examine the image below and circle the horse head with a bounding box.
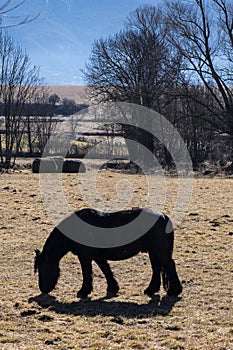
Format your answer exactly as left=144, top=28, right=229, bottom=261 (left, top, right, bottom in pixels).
left=34, top=249, right=60, bottom=294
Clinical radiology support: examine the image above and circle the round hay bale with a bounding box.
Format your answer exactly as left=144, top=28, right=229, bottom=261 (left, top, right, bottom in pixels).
left=62, top=159, right=86, bottom=173
left=32, top=157, right=64, bottom=173
left=225, top=162, right=233, bottom=175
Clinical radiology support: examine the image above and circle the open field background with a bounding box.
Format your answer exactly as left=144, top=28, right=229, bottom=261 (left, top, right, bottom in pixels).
left=47, top=86, right=89, bottom=104
left=0, top=168, right=232, bottom=349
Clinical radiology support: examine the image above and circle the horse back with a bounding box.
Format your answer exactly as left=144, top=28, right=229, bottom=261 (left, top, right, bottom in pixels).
left=71, top=208, right=171, bottom=261
left=45, top=208, right=173, bottom=262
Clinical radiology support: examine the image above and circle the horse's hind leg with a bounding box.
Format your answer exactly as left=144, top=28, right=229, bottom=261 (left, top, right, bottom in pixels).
left=161, top=258, right=182, bottom=296
left=144, top=251, right=161, bottom=297
left=94, top=258, right=119, bottom=296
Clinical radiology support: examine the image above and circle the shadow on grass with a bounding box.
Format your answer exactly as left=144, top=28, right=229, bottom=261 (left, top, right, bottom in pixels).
left=28, top=294, right=181, bottom=318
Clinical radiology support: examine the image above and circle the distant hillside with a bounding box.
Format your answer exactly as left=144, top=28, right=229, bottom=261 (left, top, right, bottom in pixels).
left=47, top=86, right=90, bottom=104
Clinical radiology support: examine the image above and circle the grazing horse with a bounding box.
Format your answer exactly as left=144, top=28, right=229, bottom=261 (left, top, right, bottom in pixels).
left=34, top=208, right=182, bottom=298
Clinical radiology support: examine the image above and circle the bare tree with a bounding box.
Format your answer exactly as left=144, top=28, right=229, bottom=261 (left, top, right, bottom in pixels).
left=83, top=5, right=184, bottom=166
left=84, top=5, right=182, bottom=107
left=0, top=0, right=39, bottom=28
left=174, top=85, right=217, bottom=165
left=48, top=93, right=60, bottom=106
left=25, top=86, right=50, bottom=154
left=34, top=115, right=59, bottom=154
left=0, top=31, right=42, bottom=168
left=165, top=0, right=233, bottom=138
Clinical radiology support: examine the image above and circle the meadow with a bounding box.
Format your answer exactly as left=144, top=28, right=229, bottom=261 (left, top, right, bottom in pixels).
left=0, top=167, right=232, bottom=349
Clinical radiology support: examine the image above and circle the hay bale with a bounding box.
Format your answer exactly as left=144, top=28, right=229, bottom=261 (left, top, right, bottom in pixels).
left=62, top=159, right=86, bottom=173
left=32, top=157, right=85, bottom=173
left=224, top=162, right=233, bottom=175
left=32, top=157, right=64, bottom=173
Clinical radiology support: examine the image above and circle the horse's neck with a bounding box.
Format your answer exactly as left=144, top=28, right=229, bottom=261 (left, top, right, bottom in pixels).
left=43, top=228, right=70, bottom=262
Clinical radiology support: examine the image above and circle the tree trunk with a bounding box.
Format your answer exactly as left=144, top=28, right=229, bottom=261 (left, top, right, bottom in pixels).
left=122, top=124, right=155, bottom=169
left=27, top=116, right=33, bottom=154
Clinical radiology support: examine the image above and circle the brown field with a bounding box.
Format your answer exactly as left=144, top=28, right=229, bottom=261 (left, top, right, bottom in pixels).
left=47, top=86, right=89, bottom=104
left=0, top=168, right=232, bottom=350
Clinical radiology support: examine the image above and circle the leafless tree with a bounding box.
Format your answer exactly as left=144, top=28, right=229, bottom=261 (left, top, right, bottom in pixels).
left=165, top=0, right=233, bottom=138
left=34, top=115, right=59, bottom=154
left=0, top=31, right=42, bottom=168
left=84, top=5, right=183, bottom=107
left=175, top=85, right=217, bottom=165
left=83, top=5, right=184, bottom=166
left=0, top=0, right=39, bottom=28
left=48, top=93, right=60, bottom=106
left=25, top=87, right=50, bottom=155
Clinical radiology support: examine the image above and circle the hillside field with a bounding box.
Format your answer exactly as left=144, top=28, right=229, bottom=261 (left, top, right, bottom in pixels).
left=0, top=168, right=232, bottom=349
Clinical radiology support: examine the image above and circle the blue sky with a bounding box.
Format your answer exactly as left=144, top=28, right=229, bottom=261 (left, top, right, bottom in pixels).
left=7, top=0, right=161, bottom=86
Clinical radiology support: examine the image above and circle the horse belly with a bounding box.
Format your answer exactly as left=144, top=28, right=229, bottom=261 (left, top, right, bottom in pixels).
left=99, top=244, right=144, bottom=261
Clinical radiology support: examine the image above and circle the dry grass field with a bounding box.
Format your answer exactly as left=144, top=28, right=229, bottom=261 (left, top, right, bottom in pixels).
left=0, top=167, right=232, bottom=349
left=47, top=86, right=89, bottom=104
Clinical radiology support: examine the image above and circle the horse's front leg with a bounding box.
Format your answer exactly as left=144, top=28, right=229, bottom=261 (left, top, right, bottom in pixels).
left=77, top=255, right=93, bottom=298
left=94, top=258, right=119, bottom=296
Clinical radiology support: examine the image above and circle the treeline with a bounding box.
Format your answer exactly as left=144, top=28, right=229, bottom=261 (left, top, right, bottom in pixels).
left=0, top=88, right=88, bottom=167
left=0, top=98, right=87, bottom=118
left=83, top=0, right=233, bottom=169
left=1, top=0, right=233, bottom=170
left=21, top=96, right=88, bottom=155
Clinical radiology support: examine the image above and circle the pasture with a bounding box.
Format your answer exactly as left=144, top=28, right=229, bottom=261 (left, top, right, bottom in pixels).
left=0, top=168, right=232, bottom=349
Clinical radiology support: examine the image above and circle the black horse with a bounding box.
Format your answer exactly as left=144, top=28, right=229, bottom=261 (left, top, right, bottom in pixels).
left=34, top=208, right=182, bottom=298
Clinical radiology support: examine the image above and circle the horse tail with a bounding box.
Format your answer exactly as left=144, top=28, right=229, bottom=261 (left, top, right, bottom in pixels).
left=161, top=222, right=174, bottom=293
left=161, top=215, right=182, bottom=296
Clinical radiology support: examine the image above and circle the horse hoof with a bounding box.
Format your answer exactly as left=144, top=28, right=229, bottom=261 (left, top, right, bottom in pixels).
left=77, top=291, right=90, bottom=299
left=106, top=291, right=118, bottom=298
left=166, top=283, right=183, bottom=297
left=144, top=288, right=159, bottom=297
left=144, top=290, right=154, bottom=297
left=166, top=288, right=182, bottom=297
left=107, top=285, right=119, bottom=296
